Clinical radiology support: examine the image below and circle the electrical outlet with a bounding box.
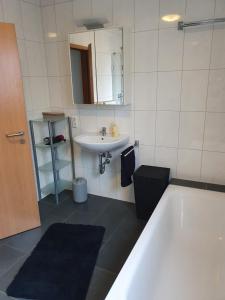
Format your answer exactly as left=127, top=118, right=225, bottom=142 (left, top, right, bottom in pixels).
left=71, top=116, right=78, bottom=128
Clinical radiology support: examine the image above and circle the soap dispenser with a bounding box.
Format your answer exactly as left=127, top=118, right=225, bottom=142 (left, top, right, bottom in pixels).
left=111, top=123, right=119, bottom=137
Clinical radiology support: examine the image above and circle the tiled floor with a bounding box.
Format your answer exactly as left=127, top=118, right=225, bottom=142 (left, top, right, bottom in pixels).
left=0, top=191, right=146, bottom=300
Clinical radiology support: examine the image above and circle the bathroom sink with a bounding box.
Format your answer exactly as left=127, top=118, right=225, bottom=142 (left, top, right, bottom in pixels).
left=74, top=133, right=129, bottom=153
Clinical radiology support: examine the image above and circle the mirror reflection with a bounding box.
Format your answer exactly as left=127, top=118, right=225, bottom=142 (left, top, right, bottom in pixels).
left=69, top=28, right=123, bottom=105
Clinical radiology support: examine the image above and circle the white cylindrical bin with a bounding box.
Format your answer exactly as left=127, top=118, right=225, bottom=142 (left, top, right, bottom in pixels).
left=72, top=177, right=87, bottom=203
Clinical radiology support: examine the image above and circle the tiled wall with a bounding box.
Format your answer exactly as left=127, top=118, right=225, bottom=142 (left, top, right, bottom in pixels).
left=0, top=0, right=51, bottom=117
left=0, top=0, right=54, bottom=190
left=40, top=0, right=225, bottom=202
left=3, top=0, right=225, bottom=202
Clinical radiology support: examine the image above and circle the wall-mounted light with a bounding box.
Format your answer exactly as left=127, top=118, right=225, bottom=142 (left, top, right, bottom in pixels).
left=161, top=14, right=181, bottom=22
left=48, top=32, right=57, bottom=38
left=76, top=18, right=108, bottom=30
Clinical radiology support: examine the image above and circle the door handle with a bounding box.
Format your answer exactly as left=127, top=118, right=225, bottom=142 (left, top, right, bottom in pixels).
left=6, top=131, right=24, bottom=138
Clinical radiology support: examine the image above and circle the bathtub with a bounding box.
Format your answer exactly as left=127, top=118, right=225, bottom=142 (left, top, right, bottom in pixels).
left=105, top=184, right=225, bottom=300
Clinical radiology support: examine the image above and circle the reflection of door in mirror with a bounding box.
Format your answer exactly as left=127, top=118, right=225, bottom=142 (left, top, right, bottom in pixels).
left=70, top=43, right=94, bottom=104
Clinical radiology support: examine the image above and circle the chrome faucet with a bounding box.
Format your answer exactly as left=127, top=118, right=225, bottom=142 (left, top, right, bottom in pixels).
left=100, top=127, right=107, bottom=136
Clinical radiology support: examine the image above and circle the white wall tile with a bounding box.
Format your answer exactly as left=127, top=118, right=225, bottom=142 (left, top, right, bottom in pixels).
left=215, top=0, right=225, bottom=18
left=45, top=42, right=59, bottom=76
left=17, top=39, right=29, bottom=76
left=85, top=168, right=100, bottom=195
left=21, top=1, right=43, bottom=42
left=135, top=111, right=156, bottom=145
left=159, top=0, right=185, bottom=29
left=41, top=5, right=57, bottom=42
left=113, top=0, right=134, bottom=27
left=115, top=110, right=134, bottom=137
left=99, top=169, right=118, bottom=198
left=156, top=111, right=179, bottom=147
left=92, top=0, right=113, bottom=26
left=181, top=70, right=208, bottom=111
left=210, top=25, right=225, bottom=69
left=59, top=76, right=73, bottom=107
left=185, top=0, right=215, bottom=21
left=135, top=0, right=159, bottom=31
left=29, top=77, right=50, bottom=110
left=201, top=151, right=225, bottom=184
left=48, top=76, right=62, bottom=107
left=57, top=41, right=71, bottom=76
left=134, top=72, right=157, bottom=110
left=207, top=69, right=225, bottom=112
left=158, top=28, right=183, bottom=71
left=79, top=109, right=98, bottom=133
left=2, top=0, right=24, bottom=39
left=25, top=41, right=47, bottom=76
left=23, top=77, right=33, bottom=111
left=177, top=149, right=202, bottom=180
left=135, top=30, right=158, bottom=72
left=204, top=113, right=225, bottom=152
left=138, top=145, right=155, bottom=166
left=155, top=146, right=177, bottom=177
left=97, top=109, right=115, bottom=132
left=183, top=27, right=212, bottom=70
left=73, top=0, right=92, bottom=24
left=157, top=71, right=181, bottom=111
left=179, top=112, right=205, bottom=150
left=55, top=1, right=74, bottom=41
left=0, top=0, right=4, bottom=21
left=41, top=0, right=54, bottom=6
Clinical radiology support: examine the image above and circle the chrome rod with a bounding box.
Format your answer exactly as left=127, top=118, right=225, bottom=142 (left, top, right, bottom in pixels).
left=6, top=130, right=24, bottom=138
left=178, top=17, right=225, bottom=30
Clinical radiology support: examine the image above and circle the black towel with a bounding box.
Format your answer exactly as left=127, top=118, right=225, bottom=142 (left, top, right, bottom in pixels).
left=121, top=146, right=135, bottom=187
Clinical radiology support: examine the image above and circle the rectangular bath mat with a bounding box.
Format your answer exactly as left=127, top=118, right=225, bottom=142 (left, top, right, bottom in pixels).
left=7, top=223, right=105, bottom=300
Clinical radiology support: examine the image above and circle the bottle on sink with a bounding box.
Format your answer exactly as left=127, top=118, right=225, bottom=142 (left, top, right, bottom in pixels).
left=111, top=122, right=119, bottom=138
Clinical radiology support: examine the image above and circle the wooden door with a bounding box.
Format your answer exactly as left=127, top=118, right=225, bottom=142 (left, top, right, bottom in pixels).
left=70, top=43, right=94, bottom=104
left=0, top=23, right=40, bottom=239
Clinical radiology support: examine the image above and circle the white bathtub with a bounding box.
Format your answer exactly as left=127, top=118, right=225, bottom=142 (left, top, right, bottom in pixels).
left=105, top=184, right=225, bottom=300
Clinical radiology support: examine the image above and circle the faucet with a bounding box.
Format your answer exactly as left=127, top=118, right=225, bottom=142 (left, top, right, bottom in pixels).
left=100, top=127, right=107, bottom=136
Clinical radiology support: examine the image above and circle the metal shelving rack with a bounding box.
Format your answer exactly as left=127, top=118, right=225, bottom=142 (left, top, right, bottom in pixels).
left=29, top=117, right=75, bottom=205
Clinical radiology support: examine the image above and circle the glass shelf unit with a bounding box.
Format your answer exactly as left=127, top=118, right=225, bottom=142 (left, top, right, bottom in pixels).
left=41, top=179, right=72, bottom=195
left=39, top=159, right=70, bottom=172
left=35, top=140, right=69, bottom=149
left=29, top=117, right=75, bottom=205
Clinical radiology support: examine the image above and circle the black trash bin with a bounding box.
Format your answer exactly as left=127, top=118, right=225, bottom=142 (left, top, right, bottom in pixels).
left=133, top=165, right=170, bottom=220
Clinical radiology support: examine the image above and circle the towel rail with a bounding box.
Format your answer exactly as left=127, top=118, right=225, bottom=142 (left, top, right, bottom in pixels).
left=178, top=17, right=225, bottom=30
left=122, top=140, right=139, bottom=157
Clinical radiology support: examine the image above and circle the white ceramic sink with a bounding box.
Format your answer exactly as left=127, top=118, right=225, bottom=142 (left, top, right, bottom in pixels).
left=74, top=133, right=129, bottom=153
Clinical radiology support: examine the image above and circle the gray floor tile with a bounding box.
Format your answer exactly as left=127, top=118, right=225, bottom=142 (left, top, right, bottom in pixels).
left=93, top=199, right=136, bottom=242
left=71, top=194, right=113, bottom=215
left=5, top=227, right=45, bottom=254
left=86, top=267, right=116, bottom=300
left=0, top=246, right=24, bottom=278
left=0, top=291, right=10, bottom=300
left=0, top=255, right=28, bottom=293
left=96, top=214, right=145, bottom=274
left=65, top=210, right=98, bottom=225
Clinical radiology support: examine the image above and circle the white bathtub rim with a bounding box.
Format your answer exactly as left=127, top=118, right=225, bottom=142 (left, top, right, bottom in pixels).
left=105, top=184, right=225, bottom=300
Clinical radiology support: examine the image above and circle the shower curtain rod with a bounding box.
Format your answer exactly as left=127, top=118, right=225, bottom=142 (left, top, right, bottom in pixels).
left=178, top=17, right=225, bottom=30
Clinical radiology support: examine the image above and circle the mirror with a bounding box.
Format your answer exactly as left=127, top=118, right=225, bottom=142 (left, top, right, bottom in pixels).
left=69, top=28, right=124, bottom=105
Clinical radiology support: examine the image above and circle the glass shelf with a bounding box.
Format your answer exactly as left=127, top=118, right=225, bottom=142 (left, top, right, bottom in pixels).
left=39, top=159, right=71, bottom=172
left=41, top=180, right=72, bottom=195
left=31, top=117, right=66, bottom=123
left=35, top=140, right=69, bottom=149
